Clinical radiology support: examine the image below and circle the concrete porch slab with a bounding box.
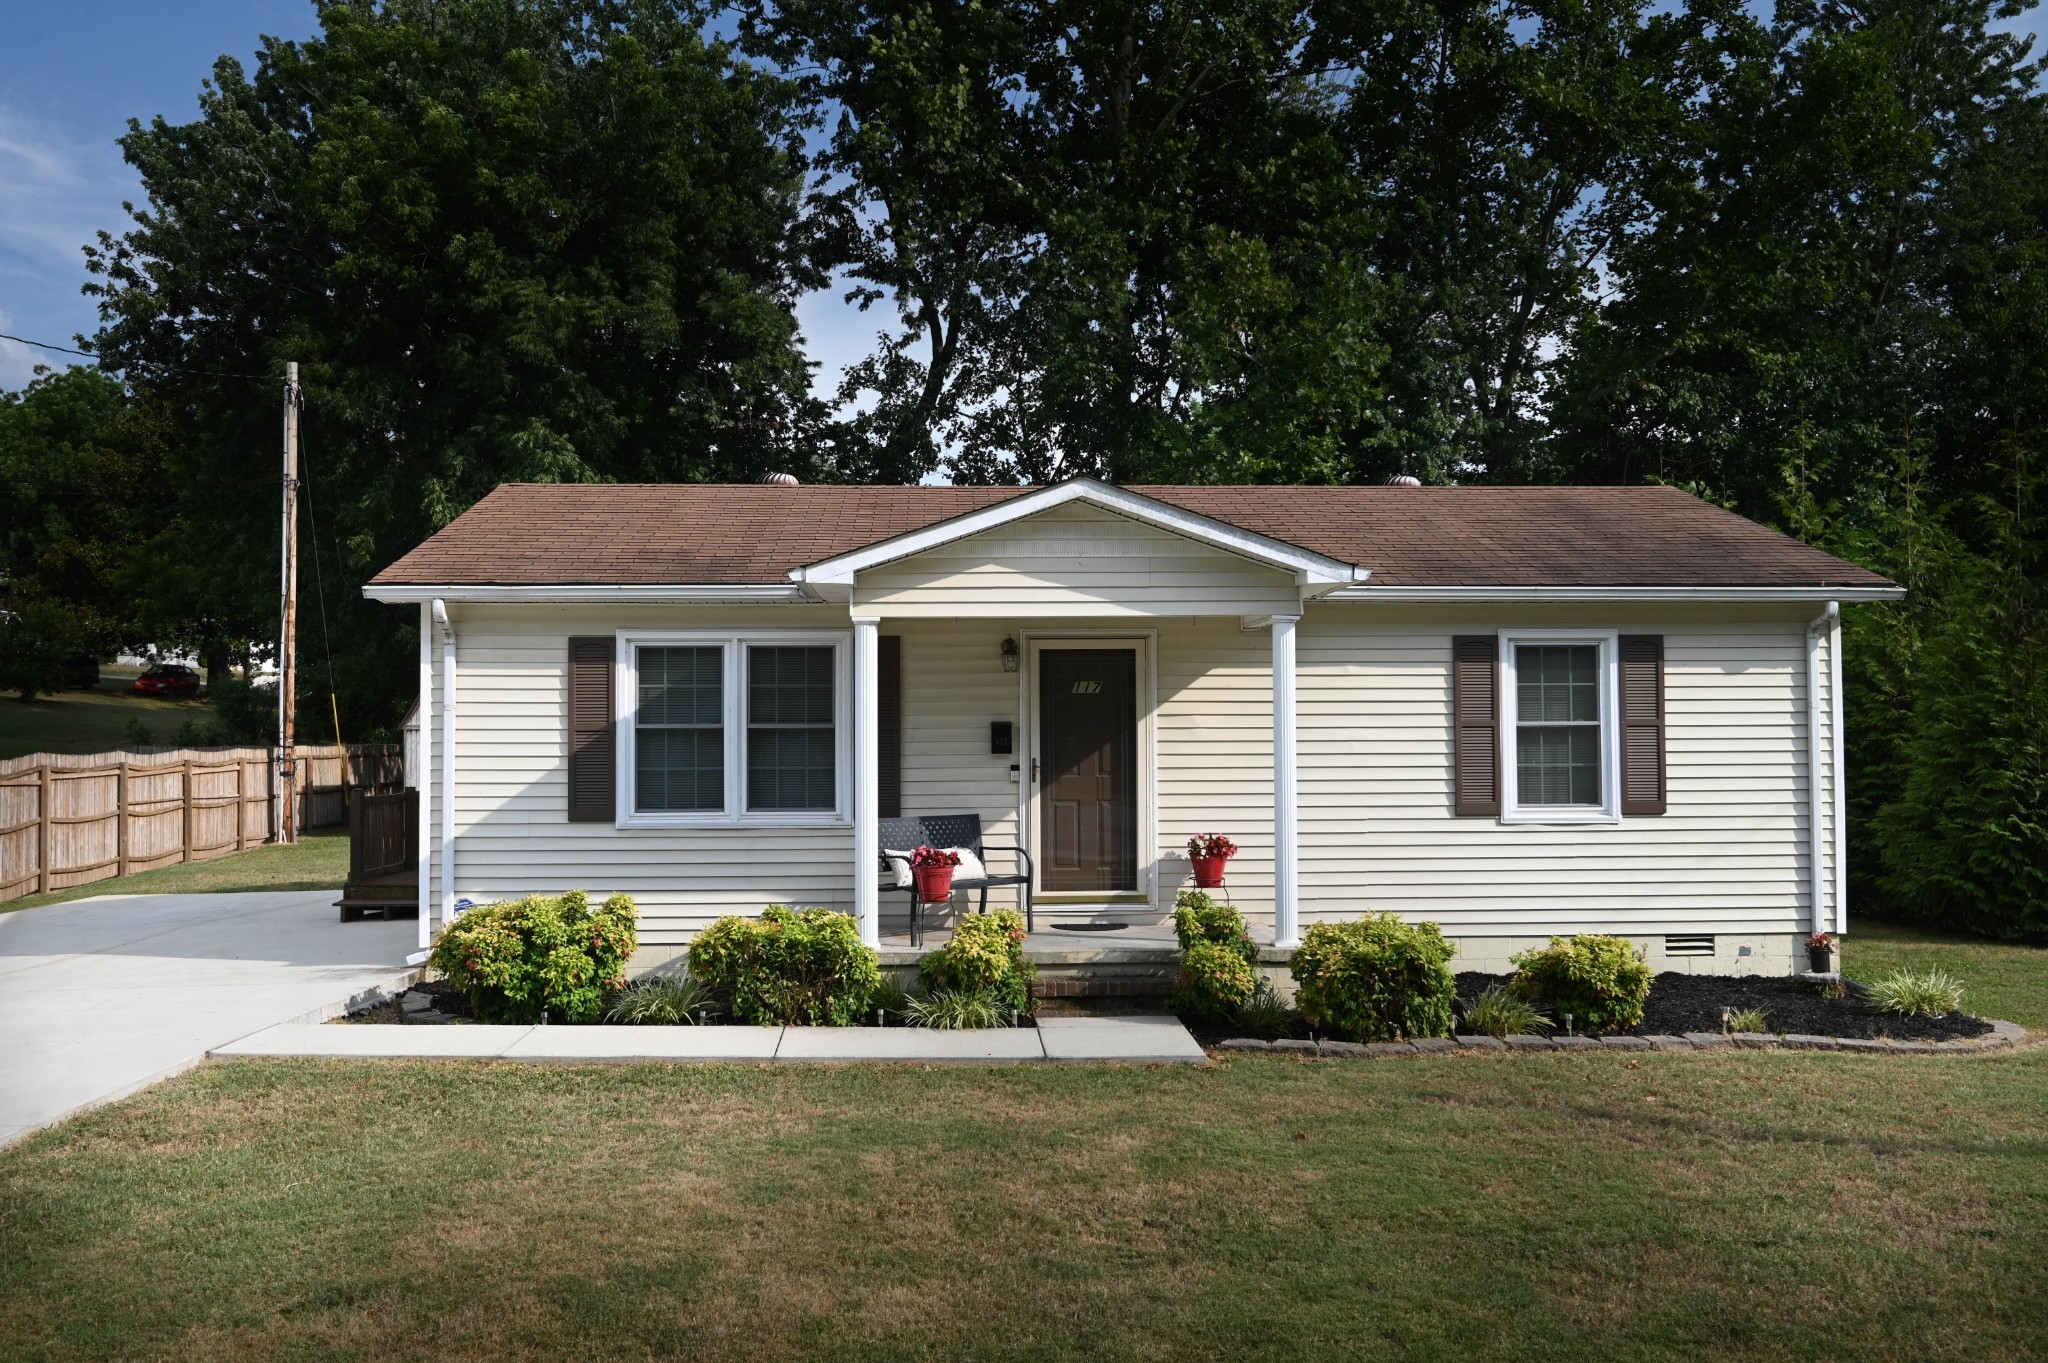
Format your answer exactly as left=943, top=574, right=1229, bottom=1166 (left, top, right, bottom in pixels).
left=504, top=1025, right=782, bottom=1062
left=1036, top=1015, right=1208, bottom=1064
left=776, top=1026, right=1045, bottom=1062
left=212, top=1023, right=533, bottom=1058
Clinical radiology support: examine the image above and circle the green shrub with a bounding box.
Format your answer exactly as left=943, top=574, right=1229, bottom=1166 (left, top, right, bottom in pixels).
left=1459, top=983, right=1553, bottom=1038
left=1866, top=967, right=1967, bottom=1017
left=1288, top=914, right=1458, bottom=1041
left=688, top=905, right=882, bottom=1027
left=906, top=988, right=1010, bottom=1030
left=918, top=909, right=1035, bottom=1015
left=1172, top=940, right=1259, bottom=1021
left=1233, top=978, right=1294, bottom=1039
left=1172, top=889, right=1258, bottom=966
left=430, top=889, right=637, bottom=1024
left=1509, top=934, right=1652, bottom=1034
left=607, top=973, right=718, bottom=1025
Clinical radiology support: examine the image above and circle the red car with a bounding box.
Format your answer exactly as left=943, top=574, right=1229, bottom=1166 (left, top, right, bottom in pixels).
left=131, top=663, right=201, bottom=698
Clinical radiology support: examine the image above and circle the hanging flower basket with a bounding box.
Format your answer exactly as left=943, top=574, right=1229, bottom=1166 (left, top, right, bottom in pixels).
left=910, top=845, right=961, bottom=903
left=1186, top=834, right=1238, bottom=888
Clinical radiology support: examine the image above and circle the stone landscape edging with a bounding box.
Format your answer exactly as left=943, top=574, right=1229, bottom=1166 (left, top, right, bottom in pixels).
left=1215, top=1017, right=2029, bottom=1057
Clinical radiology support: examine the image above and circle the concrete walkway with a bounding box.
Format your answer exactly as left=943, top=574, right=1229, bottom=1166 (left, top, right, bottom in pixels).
left=215, top=1014, right=1208, bottom=1065
left=0, top=891, right=416, bottom=1148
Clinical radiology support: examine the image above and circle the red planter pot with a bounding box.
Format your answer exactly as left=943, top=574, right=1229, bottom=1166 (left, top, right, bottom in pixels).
left=912, top=865, right=957, bottom=903
left=1190, top=855, right=1228, bottom=888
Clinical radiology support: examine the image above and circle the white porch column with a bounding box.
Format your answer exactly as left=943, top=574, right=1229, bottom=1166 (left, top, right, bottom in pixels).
left=434, top=599, right=458, bottom=925
left=415, top=602, right=433, bottom=950
left=1271, top=612, right=1301, bottom=948
left=853, top=615, right=881, bottom=948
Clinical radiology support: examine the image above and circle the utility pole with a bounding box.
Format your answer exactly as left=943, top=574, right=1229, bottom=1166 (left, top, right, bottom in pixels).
left=278, top=362, right=301, bottom=844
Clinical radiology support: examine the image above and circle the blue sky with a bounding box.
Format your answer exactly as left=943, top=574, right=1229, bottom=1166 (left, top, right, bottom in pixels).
left=2, top=2, right=2040, bottom=393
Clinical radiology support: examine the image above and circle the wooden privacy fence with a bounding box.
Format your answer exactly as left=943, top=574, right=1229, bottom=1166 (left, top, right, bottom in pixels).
left=0, top=744, right=402, bottom=903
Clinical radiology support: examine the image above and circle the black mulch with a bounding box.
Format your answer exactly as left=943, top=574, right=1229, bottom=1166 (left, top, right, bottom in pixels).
left=1181, top=972, right=1991, bottom=1046
left=1452, top=971, right=1991, bottom=1042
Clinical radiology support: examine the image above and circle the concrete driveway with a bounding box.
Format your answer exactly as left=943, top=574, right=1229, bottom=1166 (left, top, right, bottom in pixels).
left=0, top=891, right=416, bottom=1148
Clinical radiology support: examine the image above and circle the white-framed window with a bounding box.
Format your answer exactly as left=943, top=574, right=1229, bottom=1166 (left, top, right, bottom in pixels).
left=615, top=631, right=851, bottom=827
left=1499, top=629, right=1621, bottom=824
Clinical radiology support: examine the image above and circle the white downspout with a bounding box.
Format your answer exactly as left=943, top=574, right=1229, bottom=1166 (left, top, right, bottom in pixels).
left=1805, top=603, right=1838, bottom=945
left=414, top=602, right=433, bottom=956
left=1828, top=604, right=1846, bottom=934
left=433, top=598, right=458, bottom=926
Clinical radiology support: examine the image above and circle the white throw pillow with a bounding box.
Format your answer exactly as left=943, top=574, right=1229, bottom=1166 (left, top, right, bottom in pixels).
left=946, top=847, right=988, bottom=882
left=882, top=849, right=914, bottom=888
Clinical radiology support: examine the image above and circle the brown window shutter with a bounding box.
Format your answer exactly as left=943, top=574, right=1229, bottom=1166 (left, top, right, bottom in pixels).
left=878, top=634, right=902, bottom=819
left=567, top=636, right=616, bottom=823
left=1619, top=634, right=1667, bottom=815
left=1451, top=635, right=1501, bottom=816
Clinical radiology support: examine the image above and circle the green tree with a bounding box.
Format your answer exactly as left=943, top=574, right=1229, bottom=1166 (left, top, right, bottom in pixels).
left=86, top=0, right=822, bottom=733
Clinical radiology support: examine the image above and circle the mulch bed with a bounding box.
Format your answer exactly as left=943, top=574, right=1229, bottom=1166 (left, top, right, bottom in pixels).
left=347, top=980, right=1038, bottom=1028
left=1180, top=972, right=1993, bottom=1046
left=1451, top=971, right=1991, bottom=1042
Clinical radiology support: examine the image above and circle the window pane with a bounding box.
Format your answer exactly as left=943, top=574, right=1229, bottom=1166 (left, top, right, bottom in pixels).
left=639, top=647, right=722, bottom=724
left=1517, top=725, right=1601, bottom=805
left=747, top=646, right=836, bottom=811
left=636, top=646, right=723, bottom=812
left=636, top=728, right=724, bottom=811
left=1516, top=645, right=1598, bottom=723
left=749, top=646, right=835, bottom=724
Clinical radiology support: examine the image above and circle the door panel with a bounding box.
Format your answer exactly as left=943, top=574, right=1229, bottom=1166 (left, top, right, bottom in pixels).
left=1039, top=649, right=1137, bottom=892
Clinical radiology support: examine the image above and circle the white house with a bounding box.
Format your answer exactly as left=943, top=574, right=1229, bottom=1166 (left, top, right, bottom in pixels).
left=364, top=478, right=1899, bottom=975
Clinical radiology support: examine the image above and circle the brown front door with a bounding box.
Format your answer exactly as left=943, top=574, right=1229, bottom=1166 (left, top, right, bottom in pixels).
left=1039, top=648, right=1137, bottom=892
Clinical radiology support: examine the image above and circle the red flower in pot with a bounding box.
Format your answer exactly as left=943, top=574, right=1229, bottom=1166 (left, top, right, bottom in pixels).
left=910, top=845, right=962, bottom=902
left=1186, top=834, right=1238, bottom=888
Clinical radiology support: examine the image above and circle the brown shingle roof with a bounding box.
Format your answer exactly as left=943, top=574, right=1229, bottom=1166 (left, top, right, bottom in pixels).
left=369, top=482, right=1893, bottom=590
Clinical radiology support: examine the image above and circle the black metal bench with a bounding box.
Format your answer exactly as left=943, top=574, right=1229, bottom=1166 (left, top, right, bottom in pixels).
left=878, top=814, right=1034, bottom=947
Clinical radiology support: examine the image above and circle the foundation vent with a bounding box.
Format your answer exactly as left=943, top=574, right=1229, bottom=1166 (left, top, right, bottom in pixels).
left=1664, top=934, right=1715, bottom=957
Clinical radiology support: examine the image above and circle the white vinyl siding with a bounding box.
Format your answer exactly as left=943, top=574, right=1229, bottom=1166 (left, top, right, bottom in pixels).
left=852, top=502, right=1302, bottom=618
left=422, top=598, right=1840, bottom=952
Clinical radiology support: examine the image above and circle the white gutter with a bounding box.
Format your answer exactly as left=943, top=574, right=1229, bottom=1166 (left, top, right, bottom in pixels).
left=365, top=583, right=811, bottom=604
left=1806, top=602, right=1839, bottom=942
left=433, top=598, right=458, bottom=928
left=1324, top=585, right=1904, bottom=603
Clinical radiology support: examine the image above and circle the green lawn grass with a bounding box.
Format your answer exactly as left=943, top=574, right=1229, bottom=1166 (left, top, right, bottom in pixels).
left=0, top=670, right=212, bottom=760
left=1844, top=919, right=2048, bottom=1031
left=1, top=831, right=350, bottom=914
left=1, top=926, right=2040, bottom=1360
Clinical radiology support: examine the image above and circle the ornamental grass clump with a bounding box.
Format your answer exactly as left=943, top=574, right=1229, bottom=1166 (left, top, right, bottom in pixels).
left=688, top=905, right=881, bottom=1027
left=1289, top=913, right=1457, bottom=1042
left=1171, top=890, right=1260, bottom=1021
left=606, top=973, right=719, bottom=1025
left=1459, top=983, right=1553, bottom=1038
left=1509, top=934, right=1652, bottom=1034
left=918, top=909, right=1034, bottom=1016
left=1867, top=967, right=1967, bottom=1018
left=430, top=889, right=637, bottom=1024
left=1233, top=978, right=1294, bottom=1039
left=906, top=988, right=1009, bottom=1030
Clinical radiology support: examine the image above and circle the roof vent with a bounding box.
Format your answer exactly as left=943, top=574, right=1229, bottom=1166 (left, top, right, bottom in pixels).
left=757, top=472, right=799, bottom=486
left=1384, top=474, right=1422, bottom=487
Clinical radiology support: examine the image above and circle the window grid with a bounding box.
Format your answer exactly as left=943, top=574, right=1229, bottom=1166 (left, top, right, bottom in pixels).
left=1515, top=644, right=1602, bottom=806
left=746, top=645, right=837, bottom=811
left=634, top=645, right=725, bottom=812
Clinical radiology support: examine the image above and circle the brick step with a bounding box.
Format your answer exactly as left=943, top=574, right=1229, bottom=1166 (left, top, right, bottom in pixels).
left=1033, top=977, right=1174, bottom=999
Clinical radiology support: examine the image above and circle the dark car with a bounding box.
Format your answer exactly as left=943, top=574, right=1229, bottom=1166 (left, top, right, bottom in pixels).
left=63, top=651, right=101, bottom=690
left=131, top=663, right=201, bottom=698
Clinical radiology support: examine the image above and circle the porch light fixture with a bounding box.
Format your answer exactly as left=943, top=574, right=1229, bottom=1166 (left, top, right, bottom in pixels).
left=1000, top=637, right=1019, bottom=672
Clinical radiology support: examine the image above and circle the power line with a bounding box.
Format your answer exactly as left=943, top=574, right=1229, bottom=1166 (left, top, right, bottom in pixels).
left=0, top=331, right=275, bottom=382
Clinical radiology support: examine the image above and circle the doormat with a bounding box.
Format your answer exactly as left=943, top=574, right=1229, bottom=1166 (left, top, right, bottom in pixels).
left=1051, top=922, right=1132, bottom=932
